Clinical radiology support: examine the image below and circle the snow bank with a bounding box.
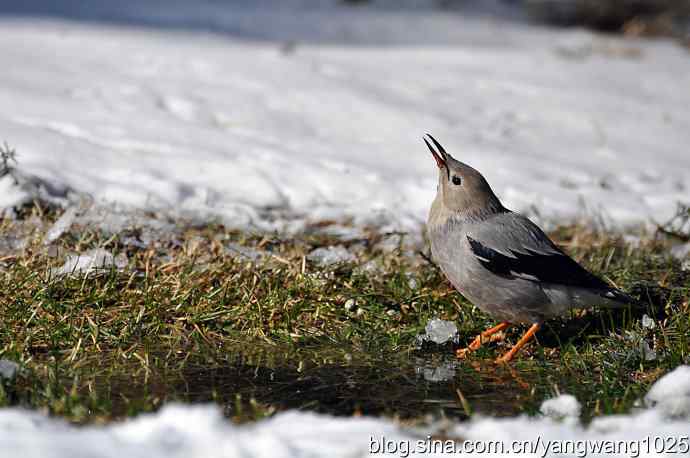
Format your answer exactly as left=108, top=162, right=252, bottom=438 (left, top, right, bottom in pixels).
left=1, top=366, right=688, bottom=457
left=0, top=405, right=408, bottom=458
left=1, top=3, right=690, bottom=230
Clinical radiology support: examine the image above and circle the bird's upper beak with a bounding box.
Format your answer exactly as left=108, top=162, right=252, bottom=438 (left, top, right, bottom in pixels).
left=423, top=134, right=448, bottom=169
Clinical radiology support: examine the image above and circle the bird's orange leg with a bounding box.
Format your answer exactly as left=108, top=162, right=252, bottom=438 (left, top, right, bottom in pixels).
left=468, top=322, right=510, bottom=350
left=495, top=323, right=541, bottom=364
left=456, top=322, right=510, bottom=359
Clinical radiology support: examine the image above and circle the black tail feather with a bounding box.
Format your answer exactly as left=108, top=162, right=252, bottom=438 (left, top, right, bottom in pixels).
left=599, top=288, right=643, bottom=308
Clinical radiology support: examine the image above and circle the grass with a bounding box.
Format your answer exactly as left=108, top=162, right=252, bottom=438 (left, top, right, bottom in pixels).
left=0, top=202, right=688, bottom=425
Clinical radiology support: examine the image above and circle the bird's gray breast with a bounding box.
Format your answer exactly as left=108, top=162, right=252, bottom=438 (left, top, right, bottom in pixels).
left=428, top=218, right=551, bottom=323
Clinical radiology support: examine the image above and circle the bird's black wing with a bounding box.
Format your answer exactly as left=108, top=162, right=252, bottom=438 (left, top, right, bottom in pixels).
left=466, top=235, right=610, bottom=290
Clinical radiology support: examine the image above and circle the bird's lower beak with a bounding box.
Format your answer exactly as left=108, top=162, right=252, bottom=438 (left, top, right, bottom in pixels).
left=423, top=134, right=447, bottom=169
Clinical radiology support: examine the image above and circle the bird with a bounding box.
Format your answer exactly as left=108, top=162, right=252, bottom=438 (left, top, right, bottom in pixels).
left=423, top=134, right=637, bottom=363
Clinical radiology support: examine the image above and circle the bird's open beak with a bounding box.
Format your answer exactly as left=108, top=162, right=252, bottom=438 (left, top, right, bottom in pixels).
left=423, top=133, right=448, bottom=169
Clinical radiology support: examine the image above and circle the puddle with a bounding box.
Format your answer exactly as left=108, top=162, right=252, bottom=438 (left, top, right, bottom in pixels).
left=73, top=342, right=546, bottom=421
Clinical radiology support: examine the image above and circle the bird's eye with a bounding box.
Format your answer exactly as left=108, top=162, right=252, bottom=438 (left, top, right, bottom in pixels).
left=451, top=175, right=462, bottom=186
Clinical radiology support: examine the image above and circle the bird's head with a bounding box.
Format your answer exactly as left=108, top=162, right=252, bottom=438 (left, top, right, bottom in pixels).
left=424, top=134, right=504, bottom=218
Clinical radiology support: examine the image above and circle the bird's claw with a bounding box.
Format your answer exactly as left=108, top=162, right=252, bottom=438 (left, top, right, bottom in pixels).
left=457, top=330, right=507, bottom=359
left=467, top=335, right=483, bottom=351
left=455, top=347, right=473, bottom=359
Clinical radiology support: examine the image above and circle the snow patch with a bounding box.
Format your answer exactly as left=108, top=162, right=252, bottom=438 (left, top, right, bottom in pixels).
left=44, top=206, right=78, bottom=244
left=1, top=14, right=689, bottom=230
left=0, top=175, right=32, bottom=209
left=540, top=394, right=581, bottom=421
left=0, top=360, right=19, bottom=380
left=52, top=249, right=128, bottom=277
left=670, top=243, right=690, bottom=260
left=645, top=365, right=690, bottom=419
left=307, top=246, right=356, bottom=266
left=641, top=314, right=656, bottom=330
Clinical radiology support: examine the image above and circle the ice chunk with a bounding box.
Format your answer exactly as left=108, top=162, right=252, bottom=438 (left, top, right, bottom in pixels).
left=52, top=249, right=127, bottom=277
left=44, top=206, right=78, bottom=244
left=0, top=359, right=19, bottom=380
left=343, top=299, right=356, bottom=311
left=405, top=272, right=418, bottom=290
left=645, top=365, right=690, bottom=418
left=641, top=314, right=656, bottom=330
left=419, top=318, right=459, bottom=345
left=670, top=242, right=690, bottom=260
left=639, top=341, right=657, bottom=361
left=307, top=246, right=355, bottom=267
left=540, top=394, right=581, bottom=421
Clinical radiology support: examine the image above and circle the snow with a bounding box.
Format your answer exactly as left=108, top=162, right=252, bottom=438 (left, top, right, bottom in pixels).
left=540, top=394, right=581, bottom=421
left=1, top=1, right=689, bottom=231
left=344, top=298, right=357, bottom=311
left=639, top=340, right=658, bottom=362
left=52, top=248, right=127, bottom=277
left=641, top=314, right=656, bottom=330
left=0, top=405, right=407, bottom=458
left=44, top=206, right=78, bottom=243
left=0, top=359, right=19, bottom=380
left=307, top=245, right=356, bottom=266
left=0, top=175, right=32, bottom=210
left=645, top=365, right=690, bottom=418
left=1, top=366, right=689, bottom=457
left=671, top=243, right=690, bottom=260
left=454, top=408, right=690, bottom=457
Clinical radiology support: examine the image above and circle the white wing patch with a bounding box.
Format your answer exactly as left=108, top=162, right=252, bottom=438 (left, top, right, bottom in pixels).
left=510, top=271, right=540, bottom=282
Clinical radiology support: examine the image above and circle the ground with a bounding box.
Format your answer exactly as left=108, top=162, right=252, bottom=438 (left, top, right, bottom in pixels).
left=0, top=203, right=687, bottom=426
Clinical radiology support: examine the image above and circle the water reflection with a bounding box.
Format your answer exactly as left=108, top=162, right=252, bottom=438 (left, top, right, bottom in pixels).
left=83, top=342, right=544, bottom=421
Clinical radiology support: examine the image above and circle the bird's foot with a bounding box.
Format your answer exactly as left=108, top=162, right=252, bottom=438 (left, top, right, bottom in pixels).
left=456, top=329, right=507, bottom=359
left=456, top=347, right=473, bottom=359
left=493, top=323, right=541, bottom=364
left=467, top=334, right=484, bottom=351
left=456, top=322, right=511, bottom=359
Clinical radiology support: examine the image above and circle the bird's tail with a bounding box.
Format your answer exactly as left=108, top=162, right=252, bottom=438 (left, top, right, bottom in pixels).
left=599, top=287, right=643, bottom=308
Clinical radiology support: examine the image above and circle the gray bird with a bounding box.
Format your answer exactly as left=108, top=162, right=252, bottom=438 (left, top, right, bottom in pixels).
left=423, top=134, right=636, bottom=363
